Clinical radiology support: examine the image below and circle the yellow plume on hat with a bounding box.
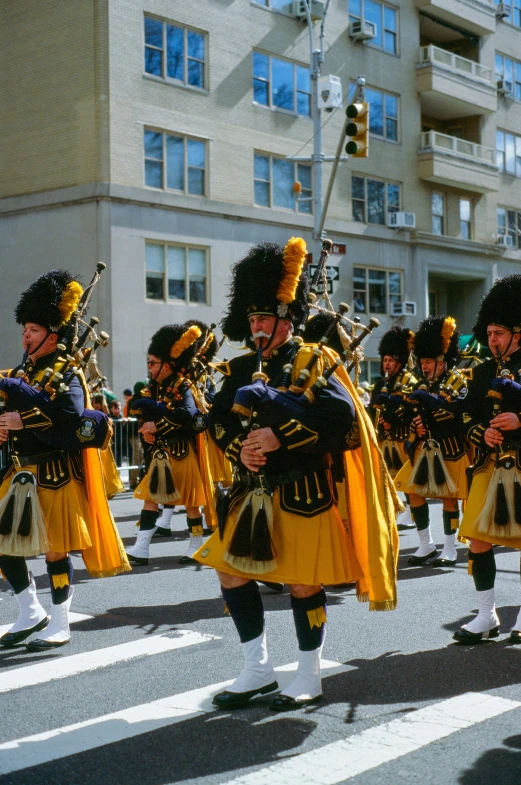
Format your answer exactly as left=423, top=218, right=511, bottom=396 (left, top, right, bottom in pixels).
left=407, top=330, right=415, bottom=353
left=58, top=281, right=83, bottom=325
left=170, top=325, right=202, bottom=359
left=441, top=317, right=456, bottom=355
left=277, top=237, right=307, bottom=306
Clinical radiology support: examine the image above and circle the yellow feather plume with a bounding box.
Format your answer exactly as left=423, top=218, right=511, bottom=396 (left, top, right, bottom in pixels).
left=277, top=237, right=307, bottom=305
left=441, top=317, right=456, bottom=355
left=407, top=330, right=415, bottom=353
left=170, top=325, right=202, bottom=359
left=58, top=281, right=83, bottom=325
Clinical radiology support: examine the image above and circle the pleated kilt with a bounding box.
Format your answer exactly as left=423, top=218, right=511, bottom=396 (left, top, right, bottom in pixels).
left=394, top=447, right=470, bottom=500
left=0, top=462, right=92, bottom=554
left=459, top=459, right=521, bottom=548
left=193, top=489, right=363, bottom=586
left=207, top=438, right=233, bottom=487
left=379, top=439, right=408, bottom=479
left=134, top=442, right=207, bottom=508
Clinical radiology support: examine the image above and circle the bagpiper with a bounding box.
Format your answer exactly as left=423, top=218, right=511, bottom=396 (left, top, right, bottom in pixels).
left=0, top=270, right=130, bottom=650
left=193, top=238, right=399, bottom=711
left=370, top=326, right=416, bottom=530
left=454, top=275, right=521, bottom=643
left=394, top=317, right=470, bottom=567
left=126, top=322, right=216, bottom=565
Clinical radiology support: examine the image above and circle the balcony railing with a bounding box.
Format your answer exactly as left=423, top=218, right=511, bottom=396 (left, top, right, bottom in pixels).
left=419, top=130, right=497, bottom=166
left=419, top=45, right=494, bottom=84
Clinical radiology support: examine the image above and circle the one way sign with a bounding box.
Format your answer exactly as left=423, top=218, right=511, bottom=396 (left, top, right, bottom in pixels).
left=308, top=265, right=340, bottom=294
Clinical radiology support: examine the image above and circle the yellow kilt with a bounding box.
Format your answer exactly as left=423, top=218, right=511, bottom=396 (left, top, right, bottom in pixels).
left=207, top=439, right=233, bottom=487
left=394, top=450, right=470, bottom=500
left=134, top=443, right=207, bottom=508
left=100, top=446, right=125, bottom=499
left=0, top=463, right=92, bottom=553
left=194, top=492, right=363, bottom=586
left=379, top=439, right=408, bottom=479
left=459, top=461, right=521, bottom=548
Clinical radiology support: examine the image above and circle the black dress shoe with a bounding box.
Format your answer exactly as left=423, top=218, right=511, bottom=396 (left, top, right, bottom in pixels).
left=153, top=527, right=172, bottom=537
left=179, top=555, right=197, bottom=565
left=259, top=581, right=284, bottom=592
left=212, top=681, right=279, bottom=709
left=127, top=553, right=149, bottom=565
left=0, top=616, right=50, bottom=648
left=432, top=557, right=457, bottom=567
left=397, top=522, right=416, bottom=531
left=26, top=636, right=70, bottom=652
left=407, top=549, right=438, bottom=565
left=509, top=630, right=521, bottom=644
left=453, top=626, right=500, bottom=644
left=270, top=693, right=322, bottom=712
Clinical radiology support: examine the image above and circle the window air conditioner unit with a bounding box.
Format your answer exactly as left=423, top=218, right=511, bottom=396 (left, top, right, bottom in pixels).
left=497, top=234, right=514, bottom=248
left=496, top=2, right=511, bottom=18
left=349, top=19, right=377, bottom=41
left=388, top=211, right=416, bottom=229
left=293, top=0, right=325, bottom=21
left=497, top=79, right=514, bottom=97
left=391, top=301, right=417, bottom=317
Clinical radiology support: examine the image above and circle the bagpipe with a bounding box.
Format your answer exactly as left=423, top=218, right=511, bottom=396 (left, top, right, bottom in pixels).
left=0, top=262, right=112, bottom=453
left=474, top=349, right=521, bottom=538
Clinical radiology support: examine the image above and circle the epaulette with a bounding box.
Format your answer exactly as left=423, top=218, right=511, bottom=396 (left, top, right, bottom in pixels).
left=211, top=351, right=256, bottom=377
left=210, top=360, right=231, bottom=377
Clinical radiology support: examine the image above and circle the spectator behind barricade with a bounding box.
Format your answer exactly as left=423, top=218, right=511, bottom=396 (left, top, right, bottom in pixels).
left=91, top=392, right=109, bottom=414
left=127, top=381, right=147, bottom=489
left=109, top=400, right=122, bottom=420
left=102, top=382, right=117, bottom=405
left=123, top=388, right=133, bottom=417
left=109, top=399, right=123, bottom=465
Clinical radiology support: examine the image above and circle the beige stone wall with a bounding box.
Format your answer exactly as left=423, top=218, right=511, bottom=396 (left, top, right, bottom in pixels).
left=0, top=0, right=109, bottom=199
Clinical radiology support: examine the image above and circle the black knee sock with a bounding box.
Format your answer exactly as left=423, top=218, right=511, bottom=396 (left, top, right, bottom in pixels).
left=405, top=493, right=410, bottom=506
left=291, top=589, right=327, bottom=651
left=443, top=509, right=459, bottom=535
left=469, top=549, right=496, bottom=591
left=0, top=555, right=30, bottom=594
left=188, top=516, right=203, bottom=535
left=46, top=556, right=73, bottom=605
left=139, top=510, right=159, bottom=531
left=411, top=502, right=429, bottom=531
left=221, top=581, right=264, bottom=643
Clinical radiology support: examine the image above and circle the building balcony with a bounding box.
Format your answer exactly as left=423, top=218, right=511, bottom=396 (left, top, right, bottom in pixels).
left=414, top=0, right=497, bottom=36
left=417, top=131, right=498, bottom=193
left=417, top=46, right=497, bottom=118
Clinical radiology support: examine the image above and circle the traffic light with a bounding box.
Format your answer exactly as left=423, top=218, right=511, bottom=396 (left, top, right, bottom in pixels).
left=345, top=102, right=370, bottom=158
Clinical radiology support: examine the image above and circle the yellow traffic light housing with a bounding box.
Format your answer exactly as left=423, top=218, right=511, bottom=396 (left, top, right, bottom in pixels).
left=345, top=102, right=370, bottom=158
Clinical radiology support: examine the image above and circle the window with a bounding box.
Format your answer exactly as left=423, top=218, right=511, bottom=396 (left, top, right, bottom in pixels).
left=146, top=242, right=208, bottom=303
left=431, top=193, right=444, bottom=235
left=348, top=84, right=399, bottom=141
left=352, top=176, right=400, bottom=225
left=144, top=16, right=206, bottom=89
left=497, top=130, right=521, bottom=177
left=428, top=290, right=439, bottom=317
left=495, top=53, right=521, bottom=101
left=348, top=0, right=398, bottom=54
left=252, top=0, right=294, bottom=12
left=493, top=0, right=521, bottom=29
left=254, top=153, right=312, bottom=213
left=353, top=267, right=402, bottom=315
left=359, top=359, right=382, bottom=385
left=497, top=208, right=521, bottom=249
left=144, top=129, right=206, bottom=195
left=253, top=52, right=311, bottom=116
left=460, top=199, right=471, bottom=240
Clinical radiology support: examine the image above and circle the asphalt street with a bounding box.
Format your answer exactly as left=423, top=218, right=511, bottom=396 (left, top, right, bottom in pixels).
left=1, top=493, right=521, bottom=785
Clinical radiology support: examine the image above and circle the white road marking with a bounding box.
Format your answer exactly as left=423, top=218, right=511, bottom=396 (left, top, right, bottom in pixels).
left=0, top=612, right=93, bottom=639
left=0, top=630, right=218, bottom=694
left=0, top=660, right=343, bottom=774
left=224, top=692, right=521, bottom=785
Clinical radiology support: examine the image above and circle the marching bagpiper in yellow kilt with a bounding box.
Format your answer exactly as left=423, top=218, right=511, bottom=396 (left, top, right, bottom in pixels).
left=0, top=270, right=129, bottom=652
left=393, top=316, right=470, bottom=567
left=453, top=275, right=521, bottom=644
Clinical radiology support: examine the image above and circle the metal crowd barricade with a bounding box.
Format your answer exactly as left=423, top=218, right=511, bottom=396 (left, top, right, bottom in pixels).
left=111, top=417, right=145, bottom=488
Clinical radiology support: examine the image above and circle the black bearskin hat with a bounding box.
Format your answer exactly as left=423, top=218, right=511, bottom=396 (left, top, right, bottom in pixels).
left=303, top=313, right=345, bottom=356
left=221, top=238, right=309, bottom=343
left=184, top=319, right=219, bottom=363
left=15, top=270, right=83, bottom=331
left=413, top=316, right=460, bottom=366
left=473, top=274, right=521, bottom=345
left=378, top=326, right=414, bottom=366
left=148, top=323, right=202, bottom=368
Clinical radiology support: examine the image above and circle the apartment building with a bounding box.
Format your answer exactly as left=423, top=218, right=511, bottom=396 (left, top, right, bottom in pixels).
left=1, top=0, right=520, bottom=391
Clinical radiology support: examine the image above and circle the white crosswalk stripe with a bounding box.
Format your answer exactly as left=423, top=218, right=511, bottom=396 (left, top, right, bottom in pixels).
left=0, top=660, right=344, bottom=775
left=0, top=630, right=219, bottom=694
left=0, top=611, right=93, bottom=639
